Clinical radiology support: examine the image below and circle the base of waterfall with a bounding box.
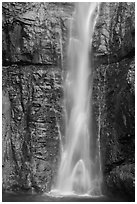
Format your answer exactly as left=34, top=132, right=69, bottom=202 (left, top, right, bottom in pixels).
left=53, top=158, right=102, bottom=197
left=50, top=176, right=102, bottom=198
left=48, top=189, right=102, bottom=198
left=3, top=192, right=133, bottom=202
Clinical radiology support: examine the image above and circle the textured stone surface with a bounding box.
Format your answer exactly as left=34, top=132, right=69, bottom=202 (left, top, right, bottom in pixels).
left=94, top=2, right=135, bottom=57
left=105, top=163, right=135, bottom=199
left=2, top=2, right=73, bottom=65
left=2, top=65, right=64, bottom=192
left=92, top=3, right=135, bottom=199
left=93, top=57, right=135, bottom=200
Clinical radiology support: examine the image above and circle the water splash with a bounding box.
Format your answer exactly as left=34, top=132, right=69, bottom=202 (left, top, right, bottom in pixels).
left=52, top=2, right=101, bottom=196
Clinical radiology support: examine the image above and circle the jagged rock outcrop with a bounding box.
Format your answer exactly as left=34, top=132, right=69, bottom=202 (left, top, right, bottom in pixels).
left=92, top=2, right=135, bottom=200
left=2, top=65, right=64, bottom=192
left=94, top=2, right=135, bottom=58
left=2, top=2, right=73, bottom=65
left=93, top=57, right=135, bottom=200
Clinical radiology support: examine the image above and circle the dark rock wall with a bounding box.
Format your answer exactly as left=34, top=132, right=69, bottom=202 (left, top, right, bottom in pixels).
left=94, top=58, right=135, bottom=199
left=93, top=2, right=135, bottom=63
left=2, top=65, right=64, bottom=192
left=2, top=2, right=73, bottom=65
left=92, top=2, right=135, bottom=200
left=93, top=3, right=135, bottom=200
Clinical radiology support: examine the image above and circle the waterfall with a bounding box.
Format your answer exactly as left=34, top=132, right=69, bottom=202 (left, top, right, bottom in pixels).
left=51, top=2, right=102, bottom=196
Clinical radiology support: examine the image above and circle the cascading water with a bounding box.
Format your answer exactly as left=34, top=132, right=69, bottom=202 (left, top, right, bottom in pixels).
left=51, top=2, right=102, bottom=196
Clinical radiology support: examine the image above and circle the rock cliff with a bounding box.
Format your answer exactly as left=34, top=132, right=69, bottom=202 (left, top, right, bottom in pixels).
left=2, top=2, right=135, bottom=200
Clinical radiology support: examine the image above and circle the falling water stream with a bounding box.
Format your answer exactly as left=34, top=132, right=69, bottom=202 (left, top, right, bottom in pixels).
left=51, top=2, right=102, bottom=196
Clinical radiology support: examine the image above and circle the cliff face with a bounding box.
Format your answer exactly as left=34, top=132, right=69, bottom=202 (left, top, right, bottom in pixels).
left=92, top=3, right=135, bottom=200
left=2, top=2, right=71, bottom=193
left=2, top=2, right=73, bottom=65
left=3, top=65, right=64, bottom=192
left=93, top=58, right=135, bottom=199
left=2, top=2, right=135, bottom=200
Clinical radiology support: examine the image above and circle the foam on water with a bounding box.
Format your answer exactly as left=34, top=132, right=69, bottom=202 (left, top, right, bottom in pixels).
left=48, top=189, right=103, bottom=198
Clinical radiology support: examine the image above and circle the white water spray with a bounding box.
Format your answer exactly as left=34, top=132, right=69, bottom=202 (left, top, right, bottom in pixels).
left=52, top=2, right=102, bottom=196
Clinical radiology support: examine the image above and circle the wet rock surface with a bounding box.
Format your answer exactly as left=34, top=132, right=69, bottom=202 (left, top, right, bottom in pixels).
left=92, top=2, right=135, bottom=200
left=93, top=58, right=135, bottom=200
left=94, top=3, right=135, bottom=61
left=2, top=65, right=64, bottom=192
left=2, top=2, right=73, bottom=65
